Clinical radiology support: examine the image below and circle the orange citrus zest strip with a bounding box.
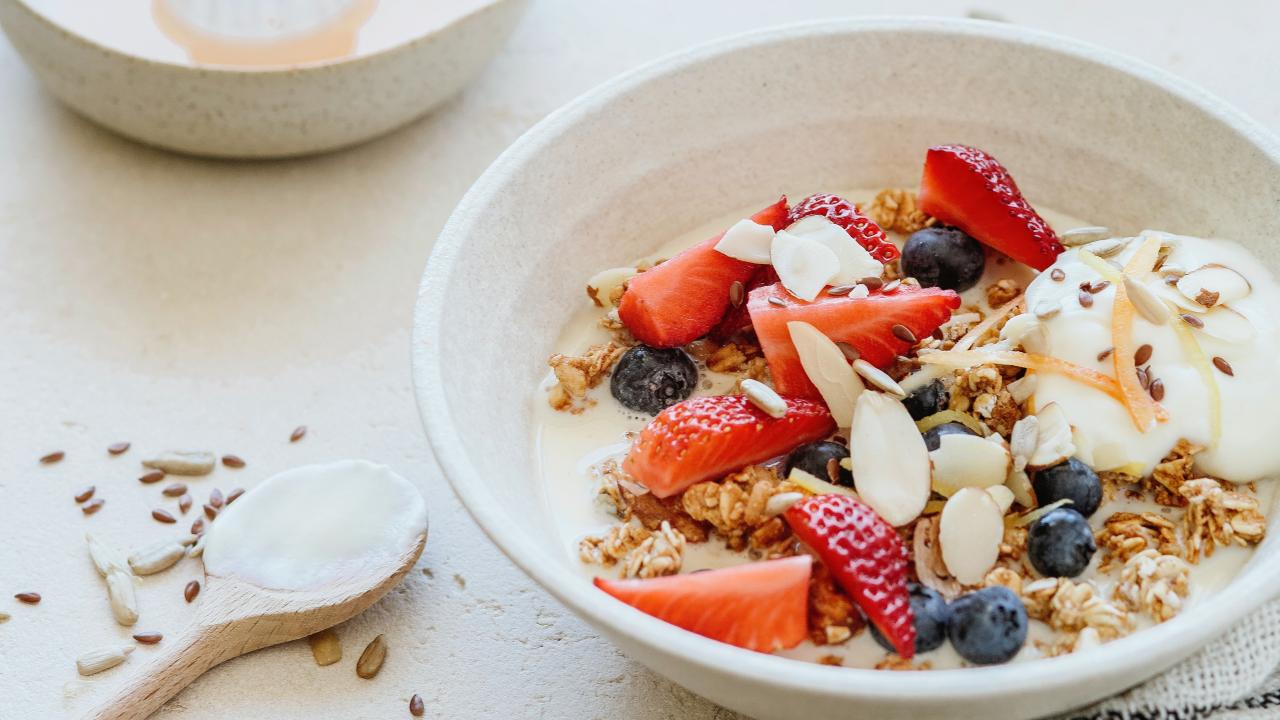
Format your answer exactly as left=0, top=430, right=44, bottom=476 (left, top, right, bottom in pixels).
left=918, top=349, right=1129, bottom=405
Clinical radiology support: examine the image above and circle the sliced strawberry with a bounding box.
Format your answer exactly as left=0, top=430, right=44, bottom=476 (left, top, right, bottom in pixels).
left=748, top=282, right=960, bottom=397
left=618, top=198, right=789, bottom=348
left=623, top=394, right=834, bottom=498
left=710, top=266, right=778, bottom=341
left=918, top=145, right=1063, bottom=270
left=788, top=194, right=899, bottom=263
left=594, top=556, right=812, bottom=653
left=785, top=494, right=915, bottom=658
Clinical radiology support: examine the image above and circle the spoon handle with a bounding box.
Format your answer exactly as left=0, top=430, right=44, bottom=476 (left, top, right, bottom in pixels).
left=82, top=622, right=237, bottom=720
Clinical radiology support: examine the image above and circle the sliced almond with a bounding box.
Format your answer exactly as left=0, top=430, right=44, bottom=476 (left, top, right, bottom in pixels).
left=713, top=219, right=776, bottom=264
left=785, top=215, right=883, bottom=284
left=787, top=468, right=858, bottom=499
left=1027, top=401, right=1075, bottom=470
left=1058, top=226, right=1112, bottom=246
left=764, top=492, right=806, bottom=517
left=1195, top=305, right=1256, bottom=344
left=1176, top=263, right=1251, bottom=307
left=913, top=516, right=963, bottom=599
left=771, top=229, right=840, bottom=302
left=787, top=321, right=864, bottom=427
left=585, top=266, right=637, bottom=307
left=929, top=434, right=1011, bottom=497
left=938, top=487, right=1004, bottom=585
left=1005, top=468, right=1036, bottom=508
left=851, top=359, right=906, bottom=398
left=1006, top=374, right=1037, bottom=405
left=1123, top=276, right=1171, bottom=325
left=985, top=485, right=1016, bottom=513
left=850, top=392, right=930, bottom=526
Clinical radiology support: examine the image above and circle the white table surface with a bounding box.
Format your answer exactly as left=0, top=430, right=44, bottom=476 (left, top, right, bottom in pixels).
left=1, top=1, right=1277, bottom=718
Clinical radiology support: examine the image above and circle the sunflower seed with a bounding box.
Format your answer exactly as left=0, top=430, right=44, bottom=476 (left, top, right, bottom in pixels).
left=132, top=633, right=162, bottom=645
left=14, top=592, right=41, bottom=604
left=1134, top=344, right=1153, bottom=366
left=741, top=379, right=787, bottom=418
left=767, top=297, right=786, bottom=308
left=76, top=645, right=133, bottom=676
left=1059, top=226, right=1112, bottom=246
left=108, top=442, right=131, bottom=455
left=142, top=451, right=215, bottom=476
left=1082, top=237, right=1128, bottom=258
left=74, top=486, right=96, bottom=504
left=290, top=425, right=308, bottom=443
left=356, top=635, right=387, bottom=679
left=184, top=581, right=200, bottom=603
left=1213, top=356, right=1234, bottom=376
left=87, top=533, right=131, bottom=578
left=152, top=509, right=176, bottom=524
left=852, top=359, right=906, bottom=398
left=162, top=483, right=188, bottom=497
left=40, top=451, right=65, bottom=464
left=106, top=570, right=139, bottom=626
left=1124, top=276, right=1170, bottom=325
left=0, top=612, right=9, bottom=623
left=81, top=499, right=105, bottom=515
left=139, top=470, right=166, bottom=484
left=882, top=279, right=901, bottom=293
left=309, top=628, right=342, bottom=666
left=128, top=540, right=186, bottom=576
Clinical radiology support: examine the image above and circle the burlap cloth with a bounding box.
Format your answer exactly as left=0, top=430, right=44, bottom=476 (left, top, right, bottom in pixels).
left=1065, top=599, right=1280, bottom=719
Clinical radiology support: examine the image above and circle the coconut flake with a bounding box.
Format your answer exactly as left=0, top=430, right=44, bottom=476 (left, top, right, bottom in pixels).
left=929, top=433, right=1011, bottom=497
left=771, top=229, right=840, bottom=301
left=787, top=321, right=864, bottom=427
left=1177, top=264, right=1251, bottom=307
left=938, top=487, right=1004, bottom=585
left=850, top=392, right=930, bottom=526
left=1027, top=401, right=1075, bottom=470
left=714, top=218, right=777, bottom=264
left=785, top=215, right=884, bottom=284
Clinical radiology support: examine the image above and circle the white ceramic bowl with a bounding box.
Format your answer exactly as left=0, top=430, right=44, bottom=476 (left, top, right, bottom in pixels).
left=413, top=18, right=1280, bottom=720
left=0, top=0, right=525, bottom=158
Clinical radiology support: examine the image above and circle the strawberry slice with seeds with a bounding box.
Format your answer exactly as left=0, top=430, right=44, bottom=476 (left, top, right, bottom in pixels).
left=785, top=494, right=916, bottom=658
left=748, top=282, right=960, bottom=397
left=594, top=556, right=813, bottom=652
left=623, top=394, right=834, bottom=498
left=788, top=194, right=899, bottom=263
left=618, top=198, right=789, bottom=348
left=918, top=145, right=1063, bottom=270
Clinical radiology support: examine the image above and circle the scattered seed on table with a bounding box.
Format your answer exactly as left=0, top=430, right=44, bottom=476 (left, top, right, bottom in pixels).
left=356, top=635, right=387, bottom=679
left=891, top=323, right=917, bottom=343
left=190, top=517, right=205, bottom=535
left=308, top=628, right=342, bottom=666
left=225, top=488, right=245, bottom=505
left=40, top=451, right=65, bottom=465
left=139, top=471, right=166, bottom=484
left=221, top=454, right=245, bottom=469
left=162, top=483, right=188, bottom=497
left=178, top=494, right=193, bottom=515
left=1134, top=344, right=1153, bottom=366
left=15, top=592, right=41, bottom=604
left=74, top=486, right=96, bottom=503
left=152, top=509, right=176, bottom=524
left=290, top=425, right=307, bottom=443
left=1050, top=268, right=1066, bottom=282
left=209, top=488, right=224, bottom=509
left=82, top=499, right=105, bottom=515
left=1213, top=356, right=1234, bottom=376
left=183, top=581, right=200, bottom=603
left=107, top=442, right=130, bottom=456
left=409, top=694, right=425, bottom=717
left=203, top=504, right=218, bottom=520
left=132, top=633, right=163, bottom=645
left=1149, top=378, right=1166, bottom=402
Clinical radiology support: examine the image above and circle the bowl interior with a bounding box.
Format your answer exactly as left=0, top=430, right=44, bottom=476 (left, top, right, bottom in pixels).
left=415, top=18, right=1280, bottom=716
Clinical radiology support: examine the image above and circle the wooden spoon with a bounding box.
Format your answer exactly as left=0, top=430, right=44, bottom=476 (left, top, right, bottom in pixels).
left=84, top=533, right=426, bottom=720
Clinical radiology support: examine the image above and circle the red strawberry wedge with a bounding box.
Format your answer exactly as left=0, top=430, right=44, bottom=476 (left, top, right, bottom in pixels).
left=594, top=556, right=813, bottom=653
left=624, top=394, right=834, bottom=498
left=789, top=194, right=900, bottom=263
left=918, top=145, right=1063, bottom=270
left=710, top=266, right=778, bottom=341
left=748, top=282, right=961, bottom=397
left=785, top=494, right=916, bottom=658
left=618, top=197, right=789, bottom=348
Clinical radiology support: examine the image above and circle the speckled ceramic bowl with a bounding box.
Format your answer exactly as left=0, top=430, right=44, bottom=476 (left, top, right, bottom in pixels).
left=0, top=0, right=525, bottom=158
left=413, top=18, right=1280, bottom=720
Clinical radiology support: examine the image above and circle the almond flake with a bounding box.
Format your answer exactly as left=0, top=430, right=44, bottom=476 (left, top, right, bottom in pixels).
left=787, top=321, right=864, bottom=427
left=771, top=229, right=840, bottom=302
left=1176, top=264, right=1251, bottom=307
left=986, top=485, right=1016, bottom=513
left=929, top=433, right=1011, bottom=496
left=850, top=392, right=930, bottom=526
left=1027, top=402, right=1075, bottom=470
left=1059, top=226, right=1112, bottom=246
left=939, top=487, right=1004, bottom=585
left=1195, top=306, right=1255, bottom=344
left=713, top=219, right=776, bottom=264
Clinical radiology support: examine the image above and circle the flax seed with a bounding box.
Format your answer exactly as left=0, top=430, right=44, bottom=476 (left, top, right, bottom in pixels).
left=190, top=517, right=205, bottom=535
left=1088, top=280, right=1110, bottom=294
left=1097, top=347, right=1114, bottom=362
left=184, top=581, right=200, bottom=603
left=728, top=281, right=744, bottom=307
left=1134, top=344, right=1153, bottom=366
left=152, top=509, right=176, bottom=524
left=74, top=486, right=96, bottom=504
left=139, top=470, right=165, bottom=484
left=15, top=592, right=40, bottom=604
left=209, top=488, right=224, bottom=509
left=178, top=494, right=193, bottom=515
left=225, top=488, right=245, bottom=505
left=221, top=454, right=246, bottom=469
left=860, top=276, right=884, bottom=290
left=203, top=504, right=218, bottom=520
left=40, top=451, right=64, bottom=464
left=1050, top=268, right=1066, bottom=282
left=891, top=324, right=917, bottom=344
left=1137, top=367, right=1150, bottom=389
left=132, top=633, right=163, bottom=645
left=290, top=425, right=308, bottom=443
left=1149, top=378, right=1165, bottom=402
left=107, top=442, right=130, bottom=455
left=1212, top=357, right=1234, bottom=376
left=82, top=499, right=105, bottom=515
left=162, top=483, right=188, bottom=497
left=1078, top=290, right=1094, bottom=308
left=1181, top=313, right=1204, bottom=329
left=836, top=342, right=861, bottom=362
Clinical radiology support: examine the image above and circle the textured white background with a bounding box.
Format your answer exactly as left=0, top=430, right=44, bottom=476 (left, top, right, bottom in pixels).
left=1, top=1, right=1277, bottom=718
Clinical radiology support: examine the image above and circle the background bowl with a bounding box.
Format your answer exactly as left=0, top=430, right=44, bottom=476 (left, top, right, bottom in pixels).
left=413, top=18, right=1280, bottom=720
left=0, top=0, right=525, bottom=158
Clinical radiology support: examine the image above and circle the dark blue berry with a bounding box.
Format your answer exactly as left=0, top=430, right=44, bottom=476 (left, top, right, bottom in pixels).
left=609, top=345, right=698, bottom=415
left=1027, top=507, right=1096, bottom=578
left=1033, top=458, right=1102, bottom=517
left=902, top=226, right=987, bottom=292
left=872, top=583, right=951, bottom=654
left=903, top=380, right=949, bottom=421
left=948, top=586, right=1028, bottom=665
left=784, top=441, right=852, bottom=487
left=921, top=421, right=977, bottom=452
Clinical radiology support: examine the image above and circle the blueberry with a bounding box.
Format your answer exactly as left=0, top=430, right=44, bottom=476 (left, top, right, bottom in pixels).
left=609, top=345, right=698, bottom=415
left=1033, top=458, right=1103, bottom=517
left=903, top=380, right=949, bottom=421
left=948, top=586, right=1028, bottom=665
left=1027, top=507, right=1096, bottom=578
left=902, top=227, right=987, bottom=292
left=784, top=441, right=852, bottom=487
left=921, top=421, right=977, bottom=452
left=872, top=583, right=951, bottom=654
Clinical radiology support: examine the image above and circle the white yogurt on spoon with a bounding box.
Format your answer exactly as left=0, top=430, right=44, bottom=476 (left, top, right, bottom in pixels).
left=202, top=460, right=428, bottom=591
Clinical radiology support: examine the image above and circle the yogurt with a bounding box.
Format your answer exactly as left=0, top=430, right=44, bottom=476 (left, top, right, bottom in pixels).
left=202, top=460, right=428, bottom=591
left=1023, top=232, right=1280, bottom=481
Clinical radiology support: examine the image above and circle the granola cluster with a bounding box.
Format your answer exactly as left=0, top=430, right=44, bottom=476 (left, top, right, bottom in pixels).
left=578, top=520, right=687, bottom=579
left=686, top=338, right=770, bottom=381
left=948, top=364, right=1022, bottom=436
left=1114, top=549, right=1190, bottom=623
left=865, top=189, right=933, bottom=235
left=681, top=466, right=793, bottom=553
left=547, top=342, right=626, bottom=413
left=1096, top=511, right=1180, bottom=571
left=1180, top=477, right=1267, bottom=562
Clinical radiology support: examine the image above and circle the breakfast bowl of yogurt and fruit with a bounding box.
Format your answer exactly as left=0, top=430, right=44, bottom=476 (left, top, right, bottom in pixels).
left=413, top=18, right=1280, bottom=720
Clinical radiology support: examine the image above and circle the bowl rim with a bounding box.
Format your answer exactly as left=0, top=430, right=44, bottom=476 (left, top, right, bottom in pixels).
left=413, top=16, right=1280, bottom=705
left=5, top=0, right=518, bottom=75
